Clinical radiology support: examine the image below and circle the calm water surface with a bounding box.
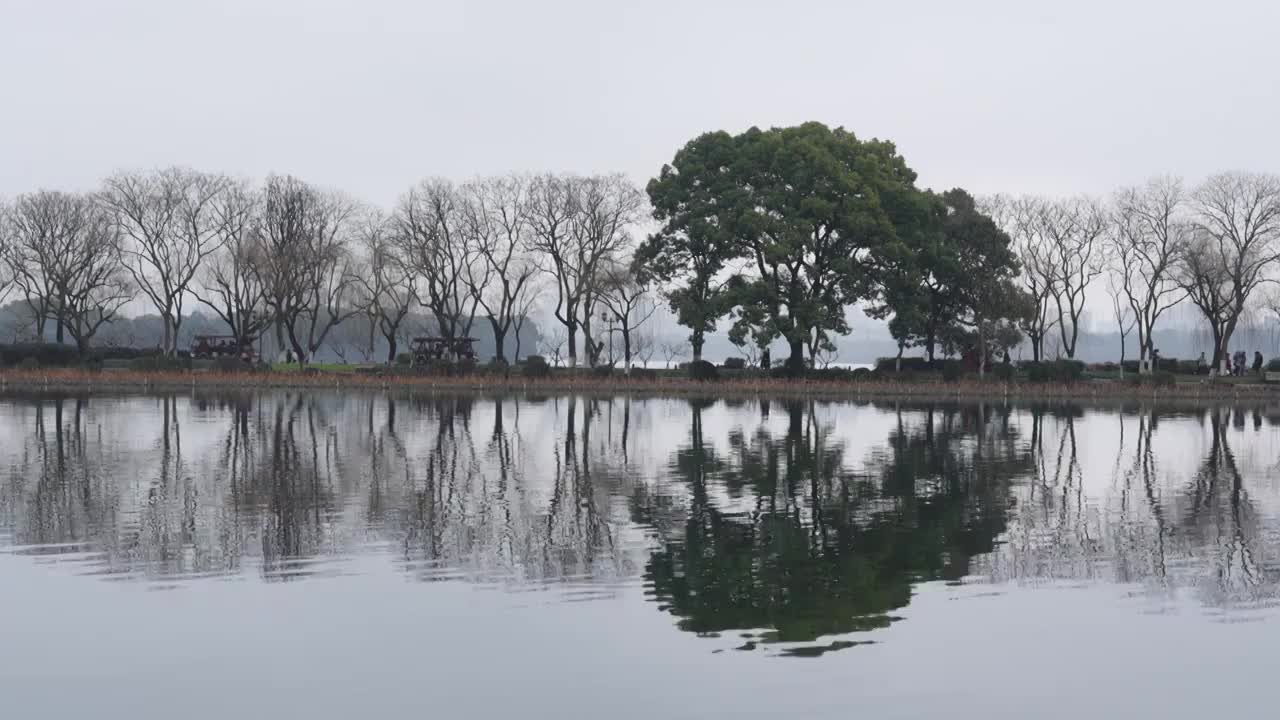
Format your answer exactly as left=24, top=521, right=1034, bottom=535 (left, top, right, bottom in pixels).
left=3, top=392, right=1280, bottom=718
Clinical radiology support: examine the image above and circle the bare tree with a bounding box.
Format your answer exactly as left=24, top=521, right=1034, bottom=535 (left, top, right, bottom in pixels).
left=1041, top=196, right=1109, bottom=358
left=7, top=189, right=129, bottom=348
left=1177, top=230, right=1234, bottom=375
left=259, top=175, right=359, bottom=366
left=633, top=328, right=656, bottom=368
left=984, top=195, right=1058, bottom=361
left=539, top=327, right=567, bottom=367
left=597, top=257, right=657, bottom=373
left=1110, top=177, right=1189, bottom=373
left=4, top=192, right=70, bottom=340
left=660, top=340, right=687, bottom=369
left=353, top=208, right=414, bottom=364
left=395, top=179, right=481, bottom=342
left=4, top=191, right=130, bottom=351
left=511, top=279, right=543, bottom=363
left=461, top=176, right=539, bottom=363
left=101, top=168, right=231, bottom=355
left=1179, top=171, right=1280, bottom=374
left=527, top=173, right=642, bottom=368
left=1106, top=272, right=1137, bottom=378
left=197, top=180, right=272, bottom=350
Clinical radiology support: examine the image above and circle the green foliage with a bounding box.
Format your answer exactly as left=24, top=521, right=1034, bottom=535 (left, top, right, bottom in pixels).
left=129, top=356, right=192, bottom=372
left=654, top=122, right=932, bottom=368
left=874, top=356, right=930, bottom=372
left=939, top=360, right=963, bottom=383
left=688, top=359, right=719, bottom=381
left=852, top=367, right=872, bottom=380
left=211, top=357, right=250, bottom=373
left=1268, top=358, right=1280, bottom=372
left=807, top=367, right=857, bottom=382
left=872, top=188, right=1025, bottom=358
left=522, top=355, right=551, bottom=379
left=722, top=357, right=746, bottom=370
left=991, top=363, right=1015, bottom=381
left=0, top=343, right=81, bottom=367
left=591, top=365, right=614, bottom=378
left=395, top=353, right=412, bottom=366
left=631, top=368, right=658, bottom=381
left=1021, top=360, right=1085, bottom=383
left=17, top=357, right=40, bottom=370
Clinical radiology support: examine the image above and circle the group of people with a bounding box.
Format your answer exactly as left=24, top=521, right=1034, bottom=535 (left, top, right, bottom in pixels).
left=1198, top=350, right=1264, bottom=376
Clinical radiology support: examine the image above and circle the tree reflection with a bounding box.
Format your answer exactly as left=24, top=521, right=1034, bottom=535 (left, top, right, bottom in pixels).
left=980, top=404, right=1280, bottom=610
left=636, top=400, right=1032, bottom=655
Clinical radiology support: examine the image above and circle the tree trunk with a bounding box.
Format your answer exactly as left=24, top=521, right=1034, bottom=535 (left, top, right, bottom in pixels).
left=491, top=318, right=508, bottom=364
left=691, top=331, right=704, bottom=363
left=786, top=337, right=805, bottom=373
left=566, top=323, right=578, bottom=368
left=622, top=327, right=632, bottom=373
left=385, top=336, right=398, bottom=365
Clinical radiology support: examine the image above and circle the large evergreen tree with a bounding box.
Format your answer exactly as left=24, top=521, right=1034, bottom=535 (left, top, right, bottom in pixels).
left=648, top=122, right=932, bottom=371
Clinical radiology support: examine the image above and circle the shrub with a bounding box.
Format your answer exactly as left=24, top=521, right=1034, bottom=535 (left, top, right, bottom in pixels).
left=852, top=367, right=872, bottom=380
left=17, top=357, right=40, bottom=370
left=631, top=367, right=658, bottom=381
left=875, top=356, right=930, bottom=373
left=939, top=360, right=963, bottom=383
left=1022, top=360, right=1085, bottom=383
left=1175, top=360, right=1200, bottom=375
left=722, top=357, right=746, bottom=370
left=1267, top=358, right=1280, bottom=372
left=591, top=365, right=613, bottom=378
left=807, top=367, right=856, bottom=382
left=1128, top=371, right=1176, bottom=388
left=395, top=353, right=412, bottom=366
left=0, top=343, right=81, bottom=368
left=688, top=359, right=719, bottom=381
left=129, top=356, right=191, bottom=372
left=522, top=355, right=551, bottom=379
left=212, top=357, right=250, bottom=373
left=991, top=363, right=1015, bottom=381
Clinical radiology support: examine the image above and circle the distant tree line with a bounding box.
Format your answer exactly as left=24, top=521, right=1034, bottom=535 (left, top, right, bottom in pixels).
left=3, top=122, right=1278, bottom=375
left=0, top=171, right=655, bottom=368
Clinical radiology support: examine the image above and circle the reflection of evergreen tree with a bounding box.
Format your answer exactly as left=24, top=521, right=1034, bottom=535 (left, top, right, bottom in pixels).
left=638, top=400, right=1032, bottom=654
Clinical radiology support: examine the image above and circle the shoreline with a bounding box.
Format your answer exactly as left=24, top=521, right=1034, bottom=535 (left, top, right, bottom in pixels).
left=2, top=368, right=1279, bottom=403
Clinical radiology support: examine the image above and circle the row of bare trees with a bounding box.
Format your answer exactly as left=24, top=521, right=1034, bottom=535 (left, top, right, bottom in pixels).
left=986, top=171, right=1280, bottom=374
left=0, top=169, right=658, bottom=367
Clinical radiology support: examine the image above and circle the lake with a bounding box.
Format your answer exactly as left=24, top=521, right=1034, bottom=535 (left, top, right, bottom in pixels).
left=2, top=392, right=1278, bottom=718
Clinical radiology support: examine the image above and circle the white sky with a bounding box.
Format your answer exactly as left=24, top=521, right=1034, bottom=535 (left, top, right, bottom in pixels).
left=4, top=0, right=1279, bottom=205
left=4, top=0, right=1279, bottom=344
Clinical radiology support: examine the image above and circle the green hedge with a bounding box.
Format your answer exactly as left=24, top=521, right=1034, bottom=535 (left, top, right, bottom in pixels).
left=1021, top=360, right=1085, bottom=383
left=522, top=356, right=550, bottom=379
left=688, top=360, right=719, bottom=381
left=875, top=356, right=930, bottom=372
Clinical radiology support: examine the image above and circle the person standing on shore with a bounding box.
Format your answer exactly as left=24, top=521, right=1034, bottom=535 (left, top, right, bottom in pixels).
left=1254, top=351, right=1264, bottom=376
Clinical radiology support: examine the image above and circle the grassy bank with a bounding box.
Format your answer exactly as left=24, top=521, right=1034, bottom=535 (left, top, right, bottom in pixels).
left=2, top=366, right=1279, bottom=401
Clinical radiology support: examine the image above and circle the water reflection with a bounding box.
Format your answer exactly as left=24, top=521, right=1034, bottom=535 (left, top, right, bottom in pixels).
left=636, top=401, right=1032, bottom=655
left=4, top=393, right=1280, bottom=656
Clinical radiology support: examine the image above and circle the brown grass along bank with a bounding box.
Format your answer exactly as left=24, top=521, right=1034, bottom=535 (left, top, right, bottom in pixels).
left=2, top=368, right=1279, bottom=401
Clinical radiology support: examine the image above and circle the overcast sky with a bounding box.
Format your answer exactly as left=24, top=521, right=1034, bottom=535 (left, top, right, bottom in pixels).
left=4, top=0, right=1280, bottom=205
